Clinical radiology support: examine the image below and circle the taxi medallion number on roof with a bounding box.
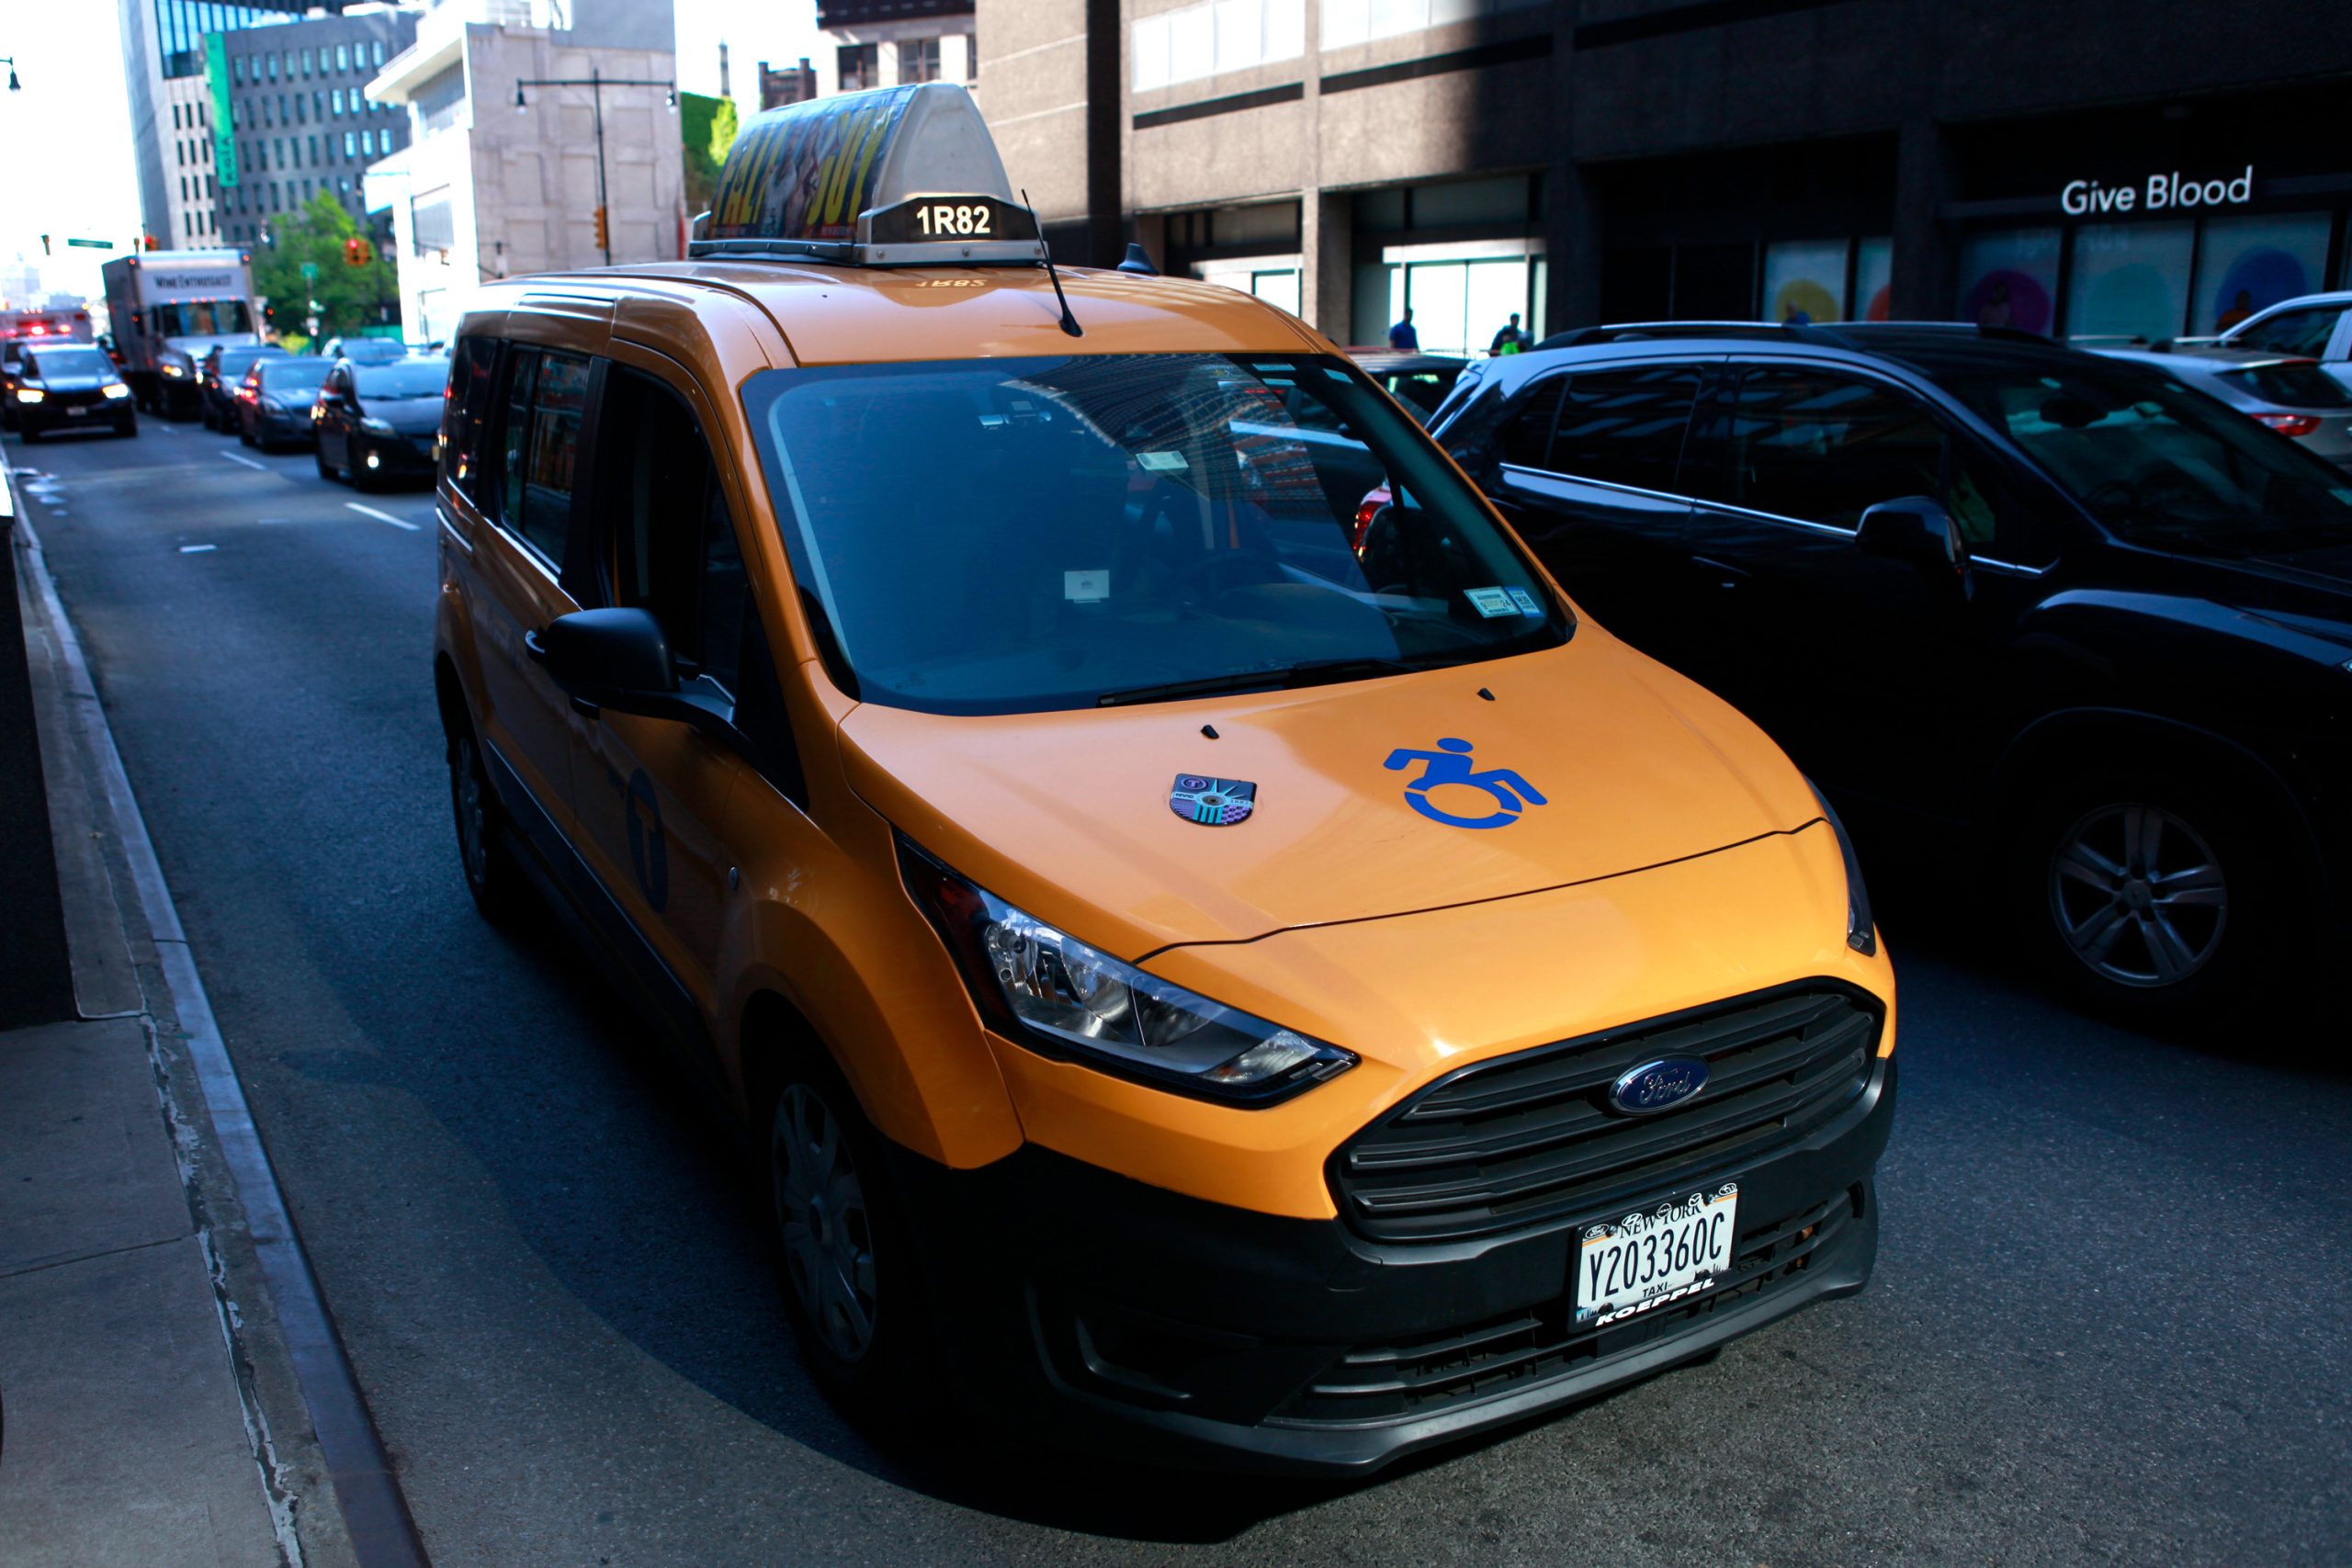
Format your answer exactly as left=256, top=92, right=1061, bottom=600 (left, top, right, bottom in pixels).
left=427, top=79, right=1896, bottom=1479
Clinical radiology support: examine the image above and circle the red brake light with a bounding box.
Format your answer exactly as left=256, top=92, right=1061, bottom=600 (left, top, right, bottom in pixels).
left=1351, top=485, right=1392, bottom=556
left=2253, top=412, right=2322, bottom=438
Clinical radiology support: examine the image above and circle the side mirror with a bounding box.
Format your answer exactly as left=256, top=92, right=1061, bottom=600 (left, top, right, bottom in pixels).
left=1857, top=496, right=1970, bottom=584
left=536, top=608, right=734, bottom=737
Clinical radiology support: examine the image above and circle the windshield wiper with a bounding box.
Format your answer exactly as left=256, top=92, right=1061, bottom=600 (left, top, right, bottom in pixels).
left=1096, top=655, right=1423, bottom=708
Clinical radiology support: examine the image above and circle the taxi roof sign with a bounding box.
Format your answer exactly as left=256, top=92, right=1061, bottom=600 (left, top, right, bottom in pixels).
left=694, top=83, right=1047, bottom=267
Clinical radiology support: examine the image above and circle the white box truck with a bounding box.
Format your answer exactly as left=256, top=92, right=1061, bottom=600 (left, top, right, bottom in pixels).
left=100, top=249, right=261, bottom=419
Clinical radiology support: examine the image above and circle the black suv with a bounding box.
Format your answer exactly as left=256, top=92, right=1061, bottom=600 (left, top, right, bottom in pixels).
left=1434, top=321, right=2352, bottom=1021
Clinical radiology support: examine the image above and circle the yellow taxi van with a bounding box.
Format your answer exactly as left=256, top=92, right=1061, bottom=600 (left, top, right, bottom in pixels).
left=431, top=84, right=1897, bottom=1474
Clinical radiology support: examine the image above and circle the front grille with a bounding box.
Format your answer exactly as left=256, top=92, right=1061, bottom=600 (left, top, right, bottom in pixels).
left=1333, top=986, right=1879, bottom=1243
left=1273, top=1187, right=1860, bottom=1425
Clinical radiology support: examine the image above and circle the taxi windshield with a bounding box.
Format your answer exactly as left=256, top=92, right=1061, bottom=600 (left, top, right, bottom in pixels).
left=744, top=353, right=1568, bottom=715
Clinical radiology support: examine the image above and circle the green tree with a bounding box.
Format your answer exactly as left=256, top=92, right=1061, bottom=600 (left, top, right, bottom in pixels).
left=252, top=191, right=399, bottom=342
left=680, top=91, right=741, bottom=217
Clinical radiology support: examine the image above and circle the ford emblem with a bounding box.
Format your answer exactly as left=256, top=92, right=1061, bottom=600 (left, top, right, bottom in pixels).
left=1609, top=1056, right=1709, bottom=1116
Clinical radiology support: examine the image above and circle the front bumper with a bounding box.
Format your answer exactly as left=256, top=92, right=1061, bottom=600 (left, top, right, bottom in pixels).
left=352, top=431, right=437, bottom=474
left=891, top=1051, right=1895, bottom=1475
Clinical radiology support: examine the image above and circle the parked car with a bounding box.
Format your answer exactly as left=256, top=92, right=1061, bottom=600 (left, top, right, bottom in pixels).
left=1435, top=320, right=2352, bottom=1021
left=314, top=353, right=449, bottom=488
left=2090, top=344, right=2352, bottom=469
left=2215, top=290, right=2352, bottom=394
left=198, top=343, right=287, bottom=431
left=1347, top=349, right=1467, bottom=425
left=5, top=344, right=136, bottom=441
left=235, top=355, right=333, bottom=450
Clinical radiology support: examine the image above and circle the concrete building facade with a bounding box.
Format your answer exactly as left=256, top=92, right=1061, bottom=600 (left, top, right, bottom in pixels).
left=363, top=0, right=684, bottom=345
left=810, top=0, right=978, bottom=98
left=978, top=0, right=2352, bottom=356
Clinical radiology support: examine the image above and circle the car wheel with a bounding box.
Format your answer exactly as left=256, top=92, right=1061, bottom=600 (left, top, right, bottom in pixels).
left=19, top=424, right=39, bottom=444
left=238, top=423, right=254, bottom=446
left=768, top=1055, right=933, bottom=1427
left=316, top=446, right=338, bottom=481
left=115, top=417, right=137, bottom=438
left=447, top=724, right=522, bottom=922
left=2012, top=773, right=2286, bottom=1024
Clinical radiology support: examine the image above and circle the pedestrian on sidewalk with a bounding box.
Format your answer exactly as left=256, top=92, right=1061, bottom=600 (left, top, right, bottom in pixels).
left=1388, top=308, right=1419, bottom=352
left=1489, top=312, right=1530, bottom=355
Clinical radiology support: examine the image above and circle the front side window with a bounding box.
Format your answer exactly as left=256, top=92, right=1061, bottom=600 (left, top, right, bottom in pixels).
left=1549, top=366, right=1702, bottom=494
left=1495, top=376, right=1566, bottom=468
left=1932, top=357, right=2352, bottom=556
left=2228, top=306, right=2342, bottom=359
left=745, top=353, right=1568, bottom=715
left=497, top=349, right=591, bottom=567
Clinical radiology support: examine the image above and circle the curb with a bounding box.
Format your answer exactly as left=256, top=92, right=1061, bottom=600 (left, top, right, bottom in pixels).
left=11, top=477, right=431, bottom=1568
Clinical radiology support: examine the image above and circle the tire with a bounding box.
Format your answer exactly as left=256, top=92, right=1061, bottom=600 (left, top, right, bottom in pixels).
left=19, top=424, right=38, bottom=445
left=766, top=1051, right=935, bottom=1431
left=2009, top=770, right=2290, bottom=1026
left=316, top=446, right=338, bottom=481
left=238, top=423, right=254, bottom=446
left=447, top=722, right=524, bottom=923
left=115, top=417, right=137, bottom=438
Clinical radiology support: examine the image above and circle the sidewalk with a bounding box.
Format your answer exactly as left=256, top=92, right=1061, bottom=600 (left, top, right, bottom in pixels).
left=0, top=467, right=368, bottom=1566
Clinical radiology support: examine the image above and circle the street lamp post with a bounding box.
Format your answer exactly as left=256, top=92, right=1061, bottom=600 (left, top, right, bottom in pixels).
left=1, top=57, right=22, bottom=92
left=514, top=68, right=676, bottom=268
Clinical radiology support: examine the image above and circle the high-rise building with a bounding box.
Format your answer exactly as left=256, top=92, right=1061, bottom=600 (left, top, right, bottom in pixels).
left=363, top=0, right=684, bottom=344
left=119, top=1, right=331, bottom=249
left=215, top=9, right=421, bottom=250
left=981, top=0, right=2352, bottom=354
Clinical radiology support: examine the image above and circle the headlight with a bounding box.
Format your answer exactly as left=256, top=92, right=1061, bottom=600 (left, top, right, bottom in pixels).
left=161, top=362, right=187, bottom=378
left=359, top=415, right=395, bottom=434
left=899, top=835, right=1357, bottom=1106
left=102, top=382, right=130, bottom=400
left=16, top=388, right=43, bottom=404
left=1805, top=780, right=1876, bottom=956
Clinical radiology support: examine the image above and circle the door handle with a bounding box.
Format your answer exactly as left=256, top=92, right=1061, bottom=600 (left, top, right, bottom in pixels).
left=1690, top=555, right=1749, bottom=589
left=523, top=627, right=548, bottom=662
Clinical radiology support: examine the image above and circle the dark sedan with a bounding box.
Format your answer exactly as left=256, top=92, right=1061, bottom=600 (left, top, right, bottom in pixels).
left=6, top=344, right=136, bottom=441
left=314, top=354, right=449, bottom=489
left=236, top=355, right=333, bottom=451
left=198, top=343, right=288, bottom=432
left=1435, top=321, right=2352, bottom=1023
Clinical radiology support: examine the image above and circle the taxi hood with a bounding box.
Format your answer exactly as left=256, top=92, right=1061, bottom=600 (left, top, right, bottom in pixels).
left=840, top=630, right=1824, bottom=958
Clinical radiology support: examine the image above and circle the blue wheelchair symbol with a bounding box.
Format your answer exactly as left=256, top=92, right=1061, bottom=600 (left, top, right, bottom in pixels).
left=1384, top=738, right=1547, bottom=830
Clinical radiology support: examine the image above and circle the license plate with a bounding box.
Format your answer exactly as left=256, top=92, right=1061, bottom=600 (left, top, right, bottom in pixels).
left=1574, top=1182, right=1738, bottom=1327
left=66, top=404, right=89, bottom=415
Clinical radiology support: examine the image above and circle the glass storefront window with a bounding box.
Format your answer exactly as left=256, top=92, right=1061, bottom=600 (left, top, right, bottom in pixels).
left=2065, top=220, right=2194, bottom=344
left=1854, top=238, right=1893, bottom=322
left=1249, top=270, right=1301, bottom=315
left=1955, top=227, right=2061, bottom=335
left=2194, top=212, right=2332, bottom=335
left=1762, top=239, right=1849, bottom=324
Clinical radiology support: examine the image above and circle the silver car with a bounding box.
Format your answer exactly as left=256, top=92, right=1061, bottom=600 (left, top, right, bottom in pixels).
left=2093, top=344, right=2352, bottom=470
left=2216, top=290, right=2352, bottom=395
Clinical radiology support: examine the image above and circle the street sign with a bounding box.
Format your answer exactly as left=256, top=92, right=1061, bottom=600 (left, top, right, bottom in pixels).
left=300, top=262, right=319, bottom=282
left=64, top=238, right=113, bottom=249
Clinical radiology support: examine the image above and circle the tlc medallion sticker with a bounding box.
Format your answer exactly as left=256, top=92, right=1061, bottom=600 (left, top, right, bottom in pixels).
left=1170, top=775, right=1257, bottom=827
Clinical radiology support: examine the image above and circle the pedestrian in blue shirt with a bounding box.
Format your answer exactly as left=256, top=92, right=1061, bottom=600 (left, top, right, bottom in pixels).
left=1388, top=309, right=1419, bottom=352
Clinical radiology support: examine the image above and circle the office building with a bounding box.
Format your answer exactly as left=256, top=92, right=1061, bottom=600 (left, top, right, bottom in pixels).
left=981, top=0, right=2352, bottom=355
left=362, top=0, right=684, bottom=345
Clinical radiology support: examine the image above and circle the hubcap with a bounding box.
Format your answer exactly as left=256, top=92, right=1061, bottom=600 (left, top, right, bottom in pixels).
left=2049, top=802, right=2227, bottom=988
left=773, top=1085, right=877, bottom=1363
left=452, top=736, right=488, bottom=886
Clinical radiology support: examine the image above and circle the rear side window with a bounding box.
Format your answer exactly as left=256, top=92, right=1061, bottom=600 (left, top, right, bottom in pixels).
left=441, top=335, right=500, bottom=502
left=2228, top=307, right=2342, bottom=358
left=2219, top=360, right=2352, bottom=409
left=1496, top=377, right=1566, bottom=468
left=1549, top=367, right=1702, bottom=493
left=496, top=347, right=591, bottom=568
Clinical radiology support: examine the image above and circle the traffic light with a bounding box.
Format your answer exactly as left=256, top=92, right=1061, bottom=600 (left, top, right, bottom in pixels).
left=594, top=206, right=608, bottom=252
left=342, top=235, right=373, bottom=267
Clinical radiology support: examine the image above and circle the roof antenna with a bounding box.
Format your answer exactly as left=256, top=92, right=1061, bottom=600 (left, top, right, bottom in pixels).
left=1023, top=189, right=1083, bottom=338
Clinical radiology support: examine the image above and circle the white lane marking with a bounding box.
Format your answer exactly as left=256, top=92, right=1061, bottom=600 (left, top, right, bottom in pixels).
left=345, top=502, right=420, bottom=532
left=179, top=543, right=217, bottom=553
left=219, top=450, right=267, bottom=471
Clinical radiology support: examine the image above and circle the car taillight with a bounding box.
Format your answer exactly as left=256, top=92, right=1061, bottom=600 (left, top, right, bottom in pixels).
left=2253, top=412, right=2322, bottom=438
left=1351, top=485, right=1391, bottom=556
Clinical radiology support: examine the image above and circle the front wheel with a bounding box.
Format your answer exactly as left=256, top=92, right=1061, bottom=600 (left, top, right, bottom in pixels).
left=768, top=1057, right=934, bottom=1429
left=2011, top=774, right=2288, bottom=1024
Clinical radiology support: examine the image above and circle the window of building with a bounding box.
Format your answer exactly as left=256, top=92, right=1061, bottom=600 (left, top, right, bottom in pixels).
left=266, top=53, right=277, bottom=81
left=301, top=49, right=314, bottom=77
left=335, top=44, right=349, bottom=73
left=233, top=56, right=244, bottom=84
left=498, top=349, right=592, bottom=567
left=372, top=40, right=385, bottom=67
left=172, top=103, right=182, bottom=130
left=308, top=135, right=319, bottom=164
left=899, top=38, right=941, bottom=84
left=1133, top=0, right=1303, bottom=91
left=332, top=88, right=343, bottom=116
left=837, top=43, right=877, bottom=92
left=344, top=130, right=356, bottom=157
left=1322, top=0, right=1543, bottom=48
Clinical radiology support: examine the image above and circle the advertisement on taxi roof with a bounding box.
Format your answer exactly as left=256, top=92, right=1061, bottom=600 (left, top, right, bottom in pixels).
left=708, top=85, right=918, bottom=243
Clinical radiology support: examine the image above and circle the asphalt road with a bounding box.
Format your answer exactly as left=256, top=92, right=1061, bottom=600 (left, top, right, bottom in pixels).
left=14, top=414, right=2352, bottom=1567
